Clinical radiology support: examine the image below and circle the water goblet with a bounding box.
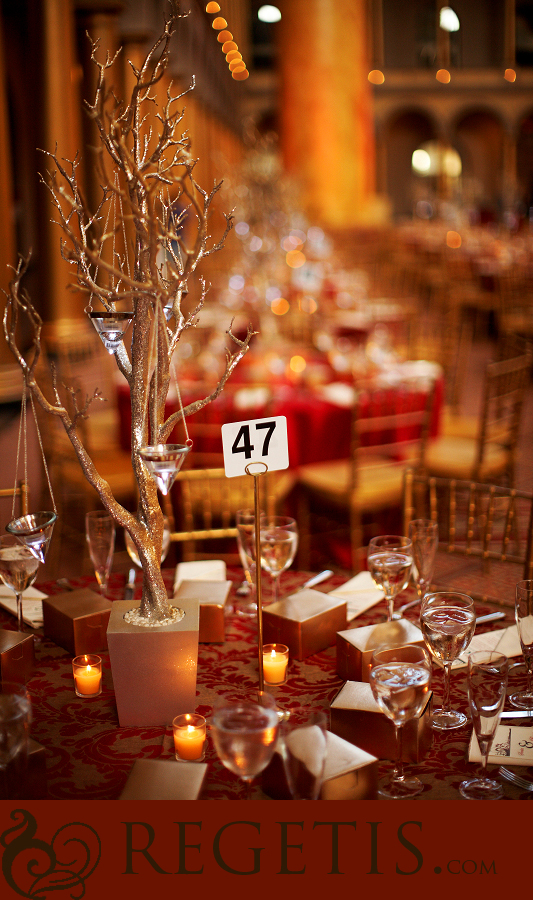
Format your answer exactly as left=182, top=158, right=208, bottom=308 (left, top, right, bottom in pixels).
left=369, top=645, right=431, bottom=798
left=367, top=535, right=413, bottom=621
left=210, top=697, right=280, bottom=799
left=0, top=682, right=32, bottom=799
left=408, top=518, right=439, bottom=602
left=420, top=591, right=476, bottom=730
left=459, top=650, right=508, bottom=800
left=259, top=516, right=298, bottom=605
left=235, top=508, right=264, bottom=616
left=85, top=510, right=116, bottom=595
left=0, top=534, right=39, bottom=632
left=509, top=579, right=533, bottom=710
left=124, top=516, right=171, bottom=570
left=279, top=708, right=328, bottom=800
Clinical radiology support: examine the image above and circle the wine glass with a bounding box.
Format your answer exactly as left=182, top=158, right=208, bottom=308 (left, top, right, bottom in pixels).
left=367, top=535, right=413, bottom=621
left=124, top=516, right=171, bottom=569
left=0, top=535, right=39, bottom=632
left=369, top=645, right=432, bottom=798
left=0, top=682, right=32, bottom=799
left=279, top=708, right=328, bottom=800
left=509, top=579, right=533, bottom=710
left=210, top=697, right=280, bottom=799
left=235, top=508, right=264, bottom=616
left=459, top=650, right=508, bottom=800
left=420, top=591, right=476, bottom=730
left=408, top=518, right=438, bottom=602
left=85, top=510, right=116, bottom=595
left=259, top=516, right=299, bottom=605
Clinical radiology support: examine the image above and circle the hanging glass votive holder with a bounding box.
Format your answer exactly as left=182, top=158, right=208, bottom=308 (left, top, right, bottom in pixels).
left=139, top=444, right=191, bottom=495
left=89, top=311, right=134, bottom=353
left=6, top=511, right=57, bottom=563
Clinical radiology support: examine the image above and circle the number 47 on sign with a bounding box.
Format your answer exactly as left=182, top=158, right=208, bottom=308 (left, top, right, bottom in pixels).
left=221, top=416, right=289, bottom=478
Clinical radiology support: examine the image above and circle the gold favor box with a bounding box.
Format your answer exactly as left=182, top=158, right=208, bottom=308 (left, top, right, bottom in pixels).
left=262, top=589, right=347, bottom=660
left=42, top=588, right=112, bottom=656
left=330, top=681, right=433, bottom=763
left=0, top=629, right=34, bottom=684
left=119, top=759, right=208, bottom=800
left=262, top=730, right=378, bottom=800
left=173, top=579, right=232, bottom=643
left=336, top=618, right=425, bottom=683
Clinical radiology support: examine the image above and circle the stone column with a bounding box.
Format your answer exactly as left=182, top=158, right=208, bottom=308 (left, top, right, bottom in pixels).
left=276, top=0, right=383, bottom=227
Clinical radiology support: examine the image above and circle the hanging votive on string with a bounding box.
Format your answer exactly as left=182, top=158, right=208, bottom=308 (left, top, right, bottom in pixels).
left=7, top=511, right=57, bottom=563
left=89, top=311, right=134, bottom=353
left=139, top=444, right=191, bottom=495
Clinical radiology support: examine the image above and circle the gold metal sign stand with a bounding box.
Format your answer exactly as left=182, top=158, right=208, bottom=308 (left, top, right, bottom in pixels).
left=245, top=461, right=268, bottom=691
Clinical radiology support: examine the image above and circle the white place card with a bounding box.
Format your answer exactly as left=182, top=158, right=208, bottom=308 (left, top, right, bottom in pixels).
left=0, top=585, right=47, bottom=629
left=221, top=416, right=289, bottom=478
left=173, top=560, right=226, bottom=592
left=451, top=625, right=522, bottom=670
left=469, top=724, right=533, bottom=766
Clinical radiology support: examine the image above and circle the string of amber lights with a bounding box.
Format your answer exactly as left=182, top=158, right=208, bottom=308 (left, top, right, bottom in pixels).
left=206, top=2, right=249, bottom=79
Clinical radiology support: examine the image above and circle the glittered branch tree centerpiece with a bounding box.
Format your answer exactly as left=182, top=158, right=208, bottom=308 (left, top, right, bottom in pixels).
left=3, top=1, right=253, bottom=627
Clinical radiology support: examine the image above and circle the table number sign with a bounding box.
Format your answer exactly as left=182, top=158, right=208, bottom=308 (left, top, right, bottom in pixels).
left=221, top=416, right=289, bottom=478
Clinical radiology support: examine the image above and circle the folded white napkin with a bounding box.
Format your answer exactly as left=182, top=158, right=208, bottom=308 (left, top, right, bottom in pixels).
left=329, top=571, right=385, bottom=620
left=451, top=625, right=522, bottom=670
left=173, top=560, right=226, bottom=592
left=0, top=585, right=47, bottom=629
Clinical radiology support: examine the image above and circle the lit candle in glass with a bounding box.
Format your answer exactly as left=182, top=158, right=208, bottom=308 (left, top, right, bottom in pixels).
left=173, top=713, right=206, bottom=761
left=72, top=654, right=102, bottom=697
left=262, top=643, right=289, bottom=685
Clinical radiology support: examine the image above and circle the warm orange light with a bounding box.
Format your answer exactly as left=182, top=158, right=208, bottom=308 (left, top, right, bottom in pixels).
left=232, top=69, right=249, bottom=80
left=205, top=1, right=220, bottom=11
left=212, top=17, right=228, bottom=29
left=299, top=295, right=318, bottom=314
left=217, top=30, right=233, bottom=42
left=223, top=41, right=238, bottom=53
left=229, top=59, right=245, bottom=71
left=368, top=69, right=385, bottom=85
left=271, top=297, right=289, bottom=316
left=504, top=68, right=517, bottom=82
left=226, top=50, right=242, bottom=62
left=289, top=355, right=307, bottom=374
left=286, top=250, right=306, bottom=268
left=436, top=69, right=451, bottom=83
left=446, top=230, right=462, bottom=249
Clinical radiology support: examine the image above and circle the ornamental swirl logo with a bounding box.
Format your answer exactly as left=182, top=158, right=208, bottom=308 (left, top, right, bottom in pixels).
left=1, top=809, right=101, bottom=898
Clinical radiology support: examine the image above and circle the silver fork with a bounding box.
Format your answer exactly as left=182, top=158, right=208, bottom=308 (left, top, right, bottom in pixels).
left=499, top=767, right=533, bottom=791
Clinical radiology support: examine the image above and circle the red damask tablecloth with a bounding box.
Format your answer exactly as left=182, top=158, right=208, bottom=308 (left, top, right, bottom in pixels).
left=3, top=559, right=532, bottom=802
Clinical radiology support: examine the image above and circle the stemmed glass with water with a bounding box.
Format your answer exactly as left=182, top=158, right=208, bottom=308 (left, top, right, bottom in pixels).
left=459, top=650, right=508, bottom=800
left=210, top=697, right=280, bottom=799
left=85, top=510, right=116, bottom=595
left=235, top=508, right=263, bottom=616
left=369, top=645, right=431, bottom=798
left=420, top=591, right=476, bottom=730
left=408, top=519, right=439, bottom=602
left=0, top=535, right=39, bottom=632
left=367, top=535, right=413, bottom=621
left=259, top=516, right=298, bottom=605
left=509, top=579, right=533, bottom=710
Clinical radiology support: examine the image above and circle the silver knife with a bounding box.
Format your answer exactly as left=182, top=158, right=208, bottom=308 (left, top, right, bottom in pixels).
left=124, top=567, right=137, bottom=602
left=475, top=611, right=506, bottom=625
left=500, top=710, right=533, bottom=719
left=296, top=570, right=334, bottom=592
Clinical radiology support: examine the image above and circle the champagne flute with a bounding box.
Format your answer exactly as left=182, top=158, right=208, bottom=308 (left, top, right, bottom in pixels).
left=509, top=579, right=533, bottom=710
left=124, top=516, right=171, bottom=569
left=367, top=535, right=413, bottom=621
left=259, top=516, right=298, bottom=605
left=279, top=708, right=328, bottom=800
left=210, top=697, right=280, bottom=799
left=408, top=518, right=439, bottom=602
left=235, top=508, right=264, bottom=616
left=420, top=591, right=476, bottom=730
left=85, top=510, right=116, bottom=595
left=0, top=535, right=39, bottom=632
left=369, top=645, right=431, bottom=798
left=459, top=650, right=508, bottom=800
